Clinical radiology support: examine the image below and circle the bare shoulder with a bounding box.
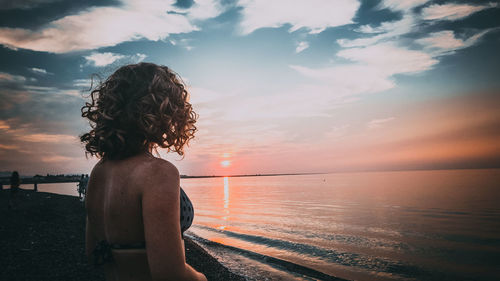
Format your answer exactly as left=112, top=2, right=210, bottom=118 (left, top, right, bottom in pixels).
left=87, top=160, right=105, bottom=188
left=89, top=159, right=105, bottom=177
left=152, top=157, right=179, bottom=178
left=140, top=157, right=179, bottom=180
left=134, top=157, right=180, bottom=194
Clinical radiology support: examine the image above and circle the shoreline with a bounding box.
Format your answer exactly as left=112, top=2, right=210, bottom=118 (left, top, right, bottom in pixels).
left=187, top=232, right=348, bottom=281
left=0, top=189, right=245, bottom=281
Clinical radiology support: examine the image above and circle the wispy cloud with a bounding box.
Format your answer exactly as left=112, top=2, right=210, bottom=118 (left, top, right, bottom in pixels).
left=339, top=14, right=415, bottom=47
left=237, top=0, right=359, bottom=34
left=0, top=77, right=91, bottom=172
left=332, top=0, right=495, bottom=105
left=0, top=143, right=18, bottom=150
left=17, top=133, right=78, bottom=143
left=23, top=85, right=82, bottom=97
left=337, top=43, right=436, bottom=75
left=29, top=67, right=53, bottom=75
left=295, top=41, right=309, bottom=53
left=421, top=3, right=498, bottom=21
left=379, top=0, right=429, bottom=11
left=0, top=120, right=10, bottom=130
left=135, top=53, right=147, bottom=62
left=291, top=42, right=437, bottom=98
left=0, top=72, right=26, bottom=82
left=73, top=79, right=92, bottom=88
left=367, top=117, right=395, bottom=129
left=41, top=155, right=75, bottom=163
left=416, top=30, right=491, bottom=56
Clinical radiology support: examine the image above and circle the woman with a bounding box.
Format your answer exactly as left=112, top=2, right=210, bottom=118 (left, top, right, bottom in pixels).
left=81, top=63, right=207, bottom=281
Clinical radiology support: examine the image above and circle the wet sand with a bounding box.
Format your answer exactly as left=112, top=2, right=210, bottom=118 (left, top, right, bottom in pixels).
left=0, top=189, right=245, bottom=281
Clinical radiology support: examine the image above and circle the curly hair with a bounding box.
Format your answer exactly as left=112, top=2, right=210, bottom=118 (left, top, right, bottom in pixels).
left=80, top=63, right=197, bottom=159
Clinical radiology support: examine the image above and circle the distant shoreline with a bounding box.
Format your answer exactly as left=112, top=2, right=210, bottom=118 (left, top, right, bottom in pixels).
left=0, top=172, right=322, bottom=185
left=180, top=172, right=321, bottom=179
left=3, top=167, right=498, bottom=185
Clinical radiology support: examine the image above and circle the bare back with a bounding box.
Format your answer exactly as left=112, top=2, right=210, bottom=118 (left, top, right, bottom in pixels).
left=85, top=153, right=183, bottom=281
left=86, top=154, right=150, bottom=244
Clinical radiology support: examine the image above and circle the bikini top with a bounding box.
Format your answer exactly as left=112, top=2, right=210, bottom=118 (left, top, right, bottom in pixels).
left=92, top=187, right=194, bottom=265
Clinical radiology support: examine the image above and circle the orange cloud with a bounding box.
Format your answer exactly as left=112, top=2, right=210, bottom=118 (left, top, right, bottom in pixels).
left=17, top=133, right=78, bottom=143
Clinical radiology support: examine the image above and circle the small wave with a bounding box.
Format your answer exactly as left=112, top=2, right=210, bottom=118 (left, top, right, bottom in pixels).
left=187, top=232, right=347, bottom=281
left=192, top=225, right=438, bottom=280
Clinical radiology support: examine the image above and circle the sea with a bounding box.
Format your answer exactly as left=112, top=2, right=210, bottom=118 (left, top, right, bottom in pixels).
left=25, top=169, right=500, bottom=281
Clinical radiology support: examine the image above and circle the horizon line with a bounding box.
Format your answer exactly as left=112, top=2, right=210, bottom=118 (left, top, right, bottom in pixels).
left=3, top=166, right=500, bottom=179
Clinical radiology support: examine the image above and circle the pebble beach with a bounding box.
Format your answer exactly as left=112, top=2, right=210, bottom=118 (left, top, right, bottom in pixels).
left=0, top=189, right=245, bottom=281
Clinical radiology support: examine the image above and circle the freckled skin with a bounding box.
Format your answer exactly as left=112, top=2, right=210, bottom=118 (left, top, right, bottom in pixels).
left=85, top=153, right=206, bottom=281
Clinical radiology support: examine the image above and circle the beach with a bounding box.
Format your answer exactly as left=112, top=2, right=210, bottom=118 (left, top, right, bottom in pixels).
left=0, top=189, right=245, bottom=281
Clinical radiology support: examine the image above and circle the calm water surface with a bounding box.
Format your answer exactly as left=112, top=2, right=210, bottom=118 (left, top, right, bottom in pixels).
left=182, top=169, right=500, bottom=281
left=30, top=169, right=500, bottom=280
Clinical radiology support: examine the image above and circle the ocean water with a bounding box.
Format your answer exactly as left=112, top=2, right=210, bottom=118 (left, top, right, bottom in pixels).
left=28, top=169, right=500, bottom=280
left=181, top=169, right=500, bottom=281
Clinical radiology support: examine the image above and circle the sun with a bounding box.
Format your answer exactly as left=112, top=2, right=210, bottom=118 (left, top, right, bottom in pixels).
left=220, top=160, right=231, bottom=167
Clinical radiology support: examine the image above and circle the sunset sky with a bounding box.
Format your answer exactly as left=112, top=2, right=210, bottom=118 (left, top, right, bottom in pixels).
left=0, top=0, right=499, bottom=176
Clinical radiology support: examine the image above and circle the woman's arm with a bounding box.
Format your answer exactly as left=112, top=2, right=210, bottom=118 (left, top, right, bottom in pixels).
left=142, top=161, right=206, bottom=281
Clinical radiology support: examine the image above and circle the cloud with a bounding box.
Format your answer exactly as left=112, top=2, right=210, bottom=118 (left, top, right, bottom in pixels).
left=237, top=0, right=359, bottom=34
left=367, top=117, right=395, bottom=129
left=73, top=79, right=92, bottom=88
left=379, top=0, right=429, bottom=11
left=416, top=30, right=491, bottom=56
left=0, top=143, right=19, bottom=150
left=344, top=1, right=428, bottom=48
left=185, top=0, right=224, bottom=21
left=355, top=14, right=414, bottom=35
left=41, top=155, right=75, bottom=163
left=342, top=1, right=496, bottom=50
left=340, top=14, right=415, bottom=47
left=84, top=52, right=125, bottom=67
left=17, top=133, right=78, bottom=143
left=0, top=0, right=225, bottom=53
left=291, top=64, right=395, bottom=97
left=290, top=43, right=437, bottom=100
left=295, top=41, right=309, bottom=53
left=0, top=120, right=10, bottom=130
left=29, top=67, right=53, bottom=75
left=421, top=3, right=498, bottom=21
left=335, top=0, right=494, bottom=89
left=135, top=53, right=147, bottom=62
left=0, top=117, right=83, bottom=171
left=83, top=52, right=147, bottom=67
left=22, top=85, right=82, bottom=97
left=0, top=72, right=27, bottom=82
left=168, top=38, right=196, bottom=51
left=337, top=43, right=437, bottom=75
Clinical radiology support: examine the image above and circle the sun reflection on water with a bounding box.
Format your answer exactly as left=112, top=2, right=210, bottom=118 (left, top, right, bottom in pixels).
left=217, top=176, right=230, bottom=230
left=223, top=176, right=229, bottom=210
